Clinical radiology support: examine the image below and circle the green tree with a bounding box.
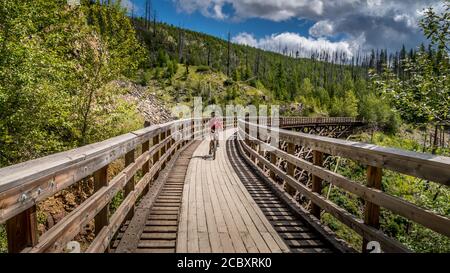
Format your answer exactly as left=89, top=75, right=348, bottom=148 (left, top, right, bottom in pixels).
left=373, top=2, right=449, bottom=125
left=330, top=90, right=359, bottom=117
left=0, top=0, right=145, bottom=166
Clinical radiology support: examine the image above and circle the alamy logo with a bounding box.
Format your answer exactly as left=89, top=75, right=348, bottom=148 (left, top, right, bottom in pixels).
left=170, top=97, right=280, bottom=150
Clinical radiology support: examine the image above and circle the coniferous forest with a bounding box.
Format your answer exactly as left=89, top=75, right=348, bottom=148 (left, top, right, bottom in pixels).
left=0, top=0, right=449, bottom=253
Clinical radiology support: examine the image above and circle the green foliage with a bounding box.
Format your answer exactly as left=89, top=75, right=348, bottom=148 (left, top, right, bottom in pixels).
left=328, top=131, right=450, bottom=252
left=0, top=1, right=145, bottom=166
left=329, top=90, right=359, bottom=117
left=196, top=65, right=211, bottom=73
left=359, top=93, right=401, bottom=133
left=322, top=213, right=362, bottom=250
left=135, top=20, right=389, bottom=120
left=109, top=190, right=124, bottom=215
left=372, top=2, right=449, bottom=124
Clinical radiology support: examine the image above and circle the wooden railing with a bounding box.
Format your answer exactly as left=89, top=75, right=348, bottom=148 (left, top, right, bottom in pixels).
left=271, top=117, right=364, bottom=128
left=0, top=117, right=223, bottom=253
left=237, top=118, right=450, bottom=253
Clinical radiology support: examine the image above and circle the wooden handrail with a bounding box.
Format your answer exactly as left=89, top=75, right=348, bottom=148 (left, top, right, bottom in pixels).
left=241, top=120, right=450, bottom=185
left=0, top=117, right=229, bottom=253
left=0, top=120, right=189, bottom=223
left=237, top=119, right=450, bottom=253
left=263, top=116, right=365, bottom=127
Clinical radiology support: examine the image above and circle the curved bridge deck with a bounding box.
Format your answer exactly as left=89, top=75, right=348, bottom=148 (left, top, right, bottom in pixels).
left=113, top=130, right=347, bottom=253
left=177, top=130, right=288, bottom=253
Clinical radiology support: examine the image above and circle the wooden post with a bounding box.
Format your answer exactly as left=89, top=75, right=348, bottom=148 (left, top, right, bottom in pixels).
left=6, top=205, right=38, bottom=253
left=269, top=117, right=278, bottom=182
left=160, top=131, right=167, bottom=169
left=269, top=154, right=277, bottom=181
left=124, top=149, right=135, bottom=220
left=93, top=166, right=109, bottom=252
left=191, top=119, right=195, bottom=140
left=311, top=150, right=323, bottom=218
left=178, top=124, right=183, bottom=150
left=363, top=165, right=382, bottom=252
left=142, top=139, right=150, bottom=195
left=153, top=133, right=160, bottom=179
left=167, top=128, right=174, bottom=161
left=250, top=114, right=257, bottom=162
left=140, top=120, right=151, bottom=197
left=94, top=166, right=109, bottom=234
left=285, top=142, right=296, bottom=196
left=245, top=114, right=251, bottom=158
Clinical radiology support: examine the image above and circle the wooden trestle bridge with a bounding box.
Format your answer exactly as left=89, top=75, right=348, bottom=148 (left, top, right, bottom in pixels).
left=0, top=117, right=449, bottom=253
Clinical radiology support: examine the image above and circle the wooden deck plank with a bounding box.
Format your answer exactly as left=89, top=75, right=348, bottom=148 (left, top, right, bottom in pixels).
left=200, top=148, right=224, bottom=253
left=203, top=151, right=234, bottom=252
left=186, top=152, right=200, bottom=253
left=175, top=153, right=191, bottom=253
left=176, top=129, right=288, bottom=253
left=213, top=143, right=264, bottom=253
left=221, top=132, right=290, bottom=253
left=207, top=148, right=249, bottom=253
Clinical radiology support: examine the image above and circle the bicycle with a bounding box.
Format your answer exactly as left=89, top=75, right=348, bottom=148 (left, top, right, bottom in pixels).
left=208, top=112, right=222, bottom=160
left=209, top=130, right=219, bottom=160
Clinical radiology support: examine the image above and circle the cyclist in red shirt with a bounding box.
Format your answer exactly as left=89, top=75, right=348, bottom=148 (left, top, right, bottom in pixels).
left=208, top=112, right=223, bottom=159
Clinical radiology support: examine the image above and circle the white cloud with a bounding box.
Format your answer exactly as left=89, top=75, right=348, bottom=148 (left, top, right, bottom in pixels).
left=231, top=32, right=258, bottom=47
left=309, top=20, right=334, bottom=37
left=213, top=3, right=227, bottom=19
left=310, top=0, right=324, bottom=16
left=233, top=32, right=356, bottom=59
left=174, top=0, right=441, bottom=51
left=393, top=13, right=417, bottom=29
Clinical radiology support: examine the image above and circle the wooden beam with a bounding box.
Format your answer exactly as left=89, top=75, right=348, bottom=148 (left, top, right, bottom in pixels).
left=285, top=142, right=296, bottom=196
left=6, top=205, right=38, bottom=253
left=239, top=140, right=410, bottom=252
left=218, top=131, right=450, bottom=238
left=27, top=145, right=167, bottom=253
left=152, top=134, right=160, bottom=179
left=243, top=120, right=450, bottom=186
left=160, top=131, right=167, bottom=170
left=311, top=150, right=323, bottom=219
left=363, top=166, right=382, bottom=252
left=94, top=166, right=109, bottom=239
left=0, top=120, right=192, bottom=224
left=124, top=149, right=135, bottom=221
left=142, top=140, right=150, bottom=196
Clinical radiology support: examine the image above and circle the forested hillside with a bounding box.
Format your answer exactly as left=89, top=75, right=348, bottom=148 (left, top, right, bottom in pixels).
left=135, top=19, right=400, bottom=131
left=0, top=1, right=147, bottom=167
left=0, top=0, right=405, bottom=167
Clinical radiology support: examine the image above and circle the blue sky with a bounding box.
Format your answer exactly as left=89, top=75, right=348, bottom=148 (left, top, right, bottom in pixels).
left=128, top=0, right=315, bottom=40
left=124, top=0, right=442, bottom=56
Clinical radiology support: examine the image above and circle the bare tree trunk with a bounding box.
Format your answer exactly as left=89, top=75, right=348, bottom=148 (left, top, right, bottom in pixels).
left=207, top=44, right=211, bottom=67
left=178, top=29, right=184, bottom=63
left=432, top=124, right=438, bottom=154
left=153, top=10, right=157, bottom=37
left=227, top=32, right=231, bottom=77
left=80, top=45, right=104, bottom=146
left=423, top=130, right=427, bottom=153
left=144, top=0, right=148, bottom=29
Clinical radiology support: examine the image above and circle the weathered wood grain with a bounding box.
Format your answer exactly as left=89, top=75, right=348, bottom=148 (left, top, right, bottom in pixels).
left=243, top=132, right=450, bottom=238
left=240, top=139, right=411, bottom=253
